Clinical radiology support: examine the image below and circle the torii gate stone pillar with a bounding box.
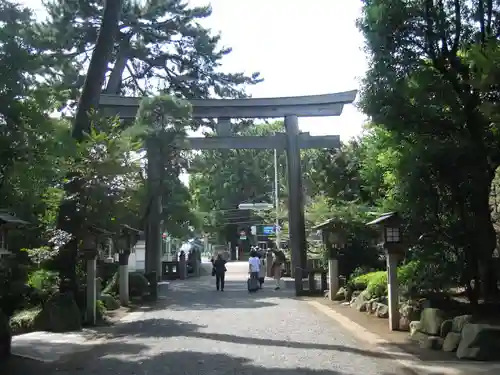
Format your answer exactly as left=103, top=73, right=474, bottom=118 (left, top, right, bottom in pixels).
left=99, top=90, right=357, bottom=296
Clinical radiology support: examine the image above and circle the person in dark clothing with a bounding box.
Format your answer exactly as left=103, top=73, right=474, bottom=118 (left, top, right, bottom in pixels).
left=212, top=254, right=227, bottom=291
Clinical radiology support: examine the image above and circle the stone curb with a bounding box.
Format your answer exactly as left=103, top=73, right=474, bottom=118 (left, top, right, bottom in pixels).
left=305, top=299, right=470, bottom=375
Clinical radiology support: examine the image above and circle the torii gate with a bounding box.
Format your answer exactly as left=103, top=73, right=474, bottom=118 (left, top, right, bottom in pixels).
left=99, top=91, right=357, bottom=295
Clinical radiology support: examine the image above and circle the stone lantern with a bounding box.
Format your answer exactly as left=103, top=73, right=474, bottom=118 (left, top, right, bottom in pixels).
left=0, top=210, right=29, bottom=257
left=312, top=218, right=348, bottom=300
left=81, top=225, right=113, bottom=325
left=116, top=225, right=141, bottom=306
left=367, top=212, right=405, bottom=331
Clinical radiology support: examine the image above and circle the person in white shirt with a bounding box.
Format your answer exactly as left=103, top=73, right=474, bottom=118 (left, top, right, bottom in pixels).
left=248, top=249, right=260, bottom=283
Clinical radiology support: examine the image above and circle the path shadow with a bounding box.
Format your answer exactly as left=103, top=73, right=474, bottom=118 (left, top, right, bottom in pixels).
left=162, top=278, right=287, bottom=311
left=5, top=348, right=419, bottom=375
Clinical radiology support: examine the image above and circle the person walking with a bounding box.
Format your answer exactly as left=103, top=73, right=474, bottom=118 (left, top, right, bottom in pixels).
left=212, top=253, right=227, bottom=291
left=248, top=249, right=260, bottom=289
left=271, top=249, right=286, bottom=290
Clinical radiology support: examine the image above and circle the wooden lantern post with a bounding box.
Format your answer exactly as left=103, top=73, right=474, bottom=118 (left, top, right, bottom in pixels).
left=367, top=212, right=405, bottom=331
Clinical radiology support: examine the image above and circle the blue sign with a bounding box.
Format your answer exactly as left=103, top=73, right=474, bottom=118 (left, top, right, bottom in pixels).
left=262, top=226, right=275, bottom=235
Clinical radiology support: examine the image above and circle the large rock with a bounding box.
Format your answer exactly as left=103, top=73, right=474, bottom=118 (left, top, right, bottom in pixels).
left=419, top=308, right=445, bottom=335
left=0, top=310, right=11, bottom=360
left=100, top=293, right=120, bottom=311
left=351, top=290, right=371, bottom=312
left=452, top=315, right=473, bottom=333
left=399, top=300, right=422, bottom=322
left=409, top=320, right=421, bottom=337
left=32, top=292, right=82, bottom=332
left=440, top=319, right=453, bottom=338
left=399, top=316, right=410, bottom=331
left=333, top=287, right=347, bottom=301
left=129, top=272, right=150, bottom=298
left=456, top=323, right=500, bottom=360
left=442, top=332, right=461, bottom=352
left=375, top=303, right=389, bottom=319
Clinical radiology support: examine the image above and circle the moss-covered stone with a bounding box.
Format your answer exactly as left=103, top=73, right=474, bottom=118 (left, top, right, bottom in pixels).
left=32, top=292, right=82, bottom=332
left=129, top=272, right=150, bottom=297
left=9, top=307, right=42, bottom=334
left=102, top=271, right=150, bottom=298
left=100, top=293, right=120, bottom=310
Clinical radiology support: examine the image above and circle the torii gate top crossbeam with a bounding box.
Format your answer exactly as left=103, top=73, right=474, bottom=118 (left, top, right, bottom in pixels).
left=99, top=90, right=357, bottom=120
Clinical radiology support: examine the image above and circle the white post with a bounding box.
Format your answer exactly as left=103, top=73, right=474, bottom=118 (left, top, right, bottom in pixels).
left=235, top=246, right=239, bottom=260
left=386, top=253, right=400, bottom=330
left=328, top=259, right=339, bottom=301
left=274, top=148, right=280, bottom=248
left=86, top=257, right=97, bottom=325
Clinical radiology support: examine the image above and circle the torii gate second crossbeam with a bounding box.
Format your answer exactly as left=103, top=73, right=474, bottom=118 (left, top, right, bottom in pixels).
left=99, top=90, right=357, bottom=295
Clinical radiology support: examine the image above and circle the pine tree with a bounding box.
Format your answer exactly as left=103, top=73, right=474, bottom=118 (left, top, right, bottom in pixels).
left=39, top=0, right=261, bottom=100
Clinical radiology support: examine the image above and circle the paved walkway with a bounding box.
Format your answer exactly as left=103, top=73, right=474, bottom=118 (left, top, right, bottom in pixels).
left=4, top=262, right=410, bottom=375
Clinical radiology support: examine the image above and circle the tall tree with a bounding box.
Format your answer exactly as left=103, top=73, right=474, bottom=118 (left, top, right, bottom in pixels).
left=55, top=0, right=123, bottom=294
left=358, top=0, right=500, bottom=301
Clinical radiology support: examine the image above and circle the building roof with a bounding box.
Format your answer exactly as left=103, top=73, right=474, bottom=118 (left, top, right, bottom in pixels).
left=0, top=211, right=29, bottom=226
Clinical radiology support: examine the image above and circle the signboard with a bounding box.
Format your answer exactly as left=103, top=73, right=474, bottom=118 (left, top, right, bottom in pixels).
left=239, top=230, right=247, bottom=240
left=262, top=226, right=275, bottom=235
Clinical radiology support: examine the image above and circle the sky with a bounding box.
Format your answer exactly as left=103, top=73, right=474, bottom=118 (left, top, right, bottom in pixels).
left=20, top=0, right=368, bottom=183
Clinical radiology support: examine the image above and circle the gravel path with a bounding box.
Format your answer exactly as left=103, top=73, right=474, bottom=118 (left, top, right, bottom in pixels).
left=3, top=263, right=410, bottom=375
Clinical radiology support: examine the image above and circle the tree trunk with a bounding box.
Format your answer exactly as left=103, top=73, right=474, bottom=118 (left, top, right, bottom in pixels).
left=56, top=0, right=124, bottom=295
left=105, top=33, right=132, bottom=94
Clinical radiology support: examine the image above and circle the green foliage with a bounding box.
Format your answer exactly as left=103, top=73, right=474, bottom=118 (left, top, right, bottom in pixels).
left=27, top=269, right=60, bottom=292
left=350, top=271, right=386, bottom=297
left=22, top=247, right=59, bottom=268
left=190, top=121, right=286, bottom=241
left=9, top=307, right=42, bottom=334
left=357, top=0, right=500, bottom=301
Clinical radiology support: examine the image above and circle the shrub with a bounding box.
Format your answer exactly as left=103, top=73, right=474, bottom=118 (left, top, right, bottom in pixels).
left=350, top=271, right=387, bottom=298
left=28, top=269, right=59, bottom=292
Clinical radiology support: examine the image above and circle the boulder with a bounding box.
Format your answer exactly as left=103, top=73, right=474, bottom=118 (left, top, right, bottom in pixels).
left=419, top=308, right=445, bottom=336
left=0, top=310, right=11, bottom=360
left=442, top=332, right=461, bottom=352
left=452, top=315, right=473, bottom=333
left=409, top=320, right=421, bottom=337
left=333, top=287, right=347, bottom=301
left=100, top=293, right=120, bottom=311
left=349, top=290, right=362, bottom=304
left=367, top=299, right=379, bottom=314
left=32, top=292, right=81, bottom=332
left=375, top=303, right=389, bottom=319
left=399, top=316, right=410, bottom=331
left=419, top=335, right=444, bottom=350
left=399, top=300, right=422, bottom=322
left=456, top=323, right=500, bottom=360
left=440, top=319, right=453, bottom=338
left=351, top=290, right=371, bottom=312
left=129, top=272, right=150, bottom=298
